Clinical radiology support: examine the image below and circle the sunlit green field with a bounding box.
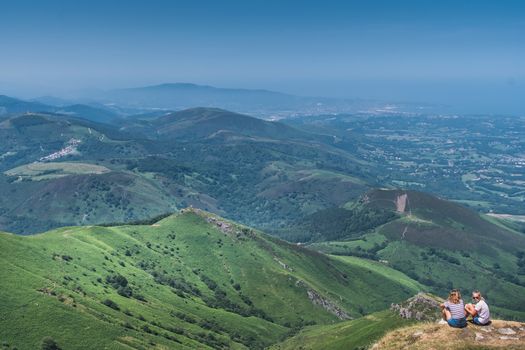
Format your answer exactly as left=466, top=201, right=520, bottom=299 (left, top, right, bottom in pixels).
left=5, top=161, right=110, bottom=181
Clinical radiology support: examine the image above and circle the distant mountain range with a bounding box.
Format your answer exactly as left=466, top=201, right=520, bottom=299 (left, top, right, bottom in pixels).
left=0, top=95, right=51, bottom=115
left=0, top=95, right=119, bottom=123
left=4, top=82, right=437, bottom=120
left=91, top=83, right=371, bottom=118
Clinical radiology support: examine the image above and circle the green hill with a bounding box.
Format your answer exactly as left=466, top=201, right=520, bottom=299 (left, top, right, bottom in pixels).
left=307, top=189, right=525, bottom=320
left=0, top=95, right=54, bottom=115
left=0, top=113, right=181, bottom=233
left=55, top=104, right=119, bottom=123
left=0, top=110, right=372, bottom=234
left=0, top=209, right=419, bottom=349
left=0, top=112, right=130, bottom=173
left=361, top=189, right=525, bottom=252
left=150, top=107, right=315, bottom=141
left=0, top=95, right=118, bottom=123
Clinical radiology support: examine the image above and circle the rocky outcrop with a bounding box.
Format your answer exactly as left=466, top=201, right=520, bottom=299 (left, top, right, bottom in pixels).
left=205, top=215, right=236, bottom=234
left=390, top=292, right=442, bottom=321
left=372, top=320, right=525, bottom=350
left=182, top=207, right=254, bottom=238
left=376, top=293, right=525, bottom=349
left=296, top=280, right=351, bottom=320
left=274, top=257, right=293, bottom=271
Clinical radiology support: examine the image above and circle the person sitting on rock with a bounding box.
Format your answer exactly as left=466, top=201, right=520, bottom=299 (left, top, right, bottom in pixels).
left=440, top=289, right=467, bottom=328
left=465, top=290, right=491, bottom=325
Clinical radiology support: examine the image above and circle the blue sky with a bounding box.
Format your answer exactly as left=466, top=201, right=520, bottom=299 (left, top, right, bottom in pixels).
left=0, top=0, right=524, bottom=113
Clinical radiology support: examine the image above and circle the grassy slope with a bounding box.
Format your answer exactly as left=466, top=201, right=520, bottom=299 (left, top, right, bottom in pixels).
left=307, top=189, right=525, bottom=321
left=316, top=235, right=525, bottom=320
left=270, top=310, right=413, bottom=350
left=330, top=255, right=425, bottom=292
left=0, top=210, right=420, bottom=350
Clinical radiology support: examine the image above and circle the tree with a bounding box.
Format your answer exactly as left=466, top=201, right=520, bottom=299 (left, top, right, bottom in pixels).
left=102, top=299, right=120, bottom=310
left=41, top=337, right=61, bottom=350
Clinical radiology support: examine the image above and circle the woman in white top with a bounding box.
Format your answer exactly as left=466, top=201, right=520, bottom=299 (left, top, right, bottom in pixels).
left=465, top=290, right=491, bottom=325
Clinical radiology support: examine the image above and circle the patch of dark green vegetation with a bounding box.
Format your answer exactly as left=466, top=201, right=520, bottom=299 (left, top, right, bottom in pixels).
left=100, top=212, right=174, bottom=227
left=280, top=206, right=397, bottom=242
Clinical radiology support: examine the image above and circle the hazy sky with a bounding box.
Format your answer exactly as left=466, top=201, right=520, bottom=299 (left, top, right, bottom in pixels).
left=0, top=0, right=524, bottom=113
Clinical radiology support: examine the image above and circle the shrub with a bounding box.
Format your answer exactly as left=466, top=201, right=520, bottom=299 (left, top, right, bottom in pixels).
left=102, top=299, right=120, bottom=310
left=41, top=337, right=61, bottom=350
left=200, top=275, right=218, bottom=290
left=134, top=293, right=146, bottom=302
left=117, top=285, right=133, bottom=298
left=106, top=273, right=133, bottom=296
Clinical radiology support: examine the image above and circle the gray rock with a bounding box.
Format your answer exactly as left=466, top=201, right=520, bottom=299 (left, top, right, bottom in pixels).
left=274, top=257, right=293, bottom=271
left=475, top=332, right=485, bottom=341
left=390, top=293, right=442, bottom=321
left=499, top=336, right=519, bottom=340
left=498, top=328, right=517, bottom=335
left=412, top=331, right=424, bottom=337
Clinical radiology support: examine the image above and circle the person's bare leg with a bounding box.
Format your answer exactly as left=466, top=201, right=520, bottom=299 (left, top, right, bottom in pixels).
left=465, top=304, right=476, bottom=317
left=442, top=309, right=452, bottom=320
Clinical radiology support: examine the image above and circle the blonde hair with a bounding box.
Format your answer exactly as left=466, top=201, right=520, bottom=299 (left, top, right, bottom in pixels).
left=448, top=289, right=462, bottom=304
